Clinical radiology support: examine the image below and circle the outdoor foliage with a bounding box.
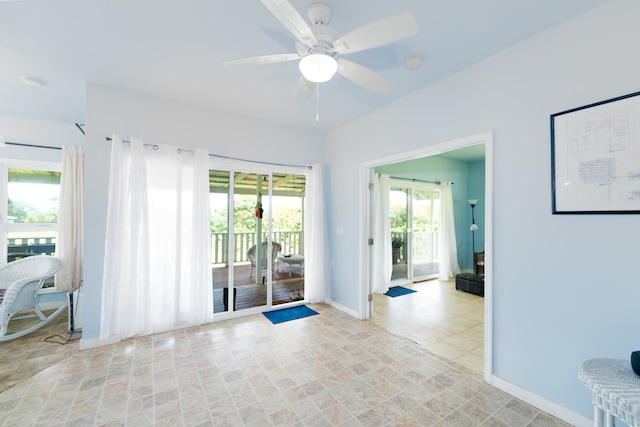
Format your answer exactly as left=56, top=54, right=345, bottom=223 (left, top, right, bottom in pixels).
left=8, top=198, right=58, bottom=223
left=211, top=195, right=302, bottom=232
left=389, top=191, right=440, bottom=232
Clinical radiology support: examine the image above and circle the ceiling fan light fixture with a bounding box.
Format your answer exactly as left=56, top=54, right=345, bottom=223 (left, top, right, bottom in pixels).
left=299, top=53, right=337, bottom=83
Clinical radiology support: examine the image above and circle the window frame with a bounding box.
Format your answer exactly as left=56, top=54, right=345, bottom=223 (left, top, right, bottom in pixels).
left=0, top=159, right=61, bottom=294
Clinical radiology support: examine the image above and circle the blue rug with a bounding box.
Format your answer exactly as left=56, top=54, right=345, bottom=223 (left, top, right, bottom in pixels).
left=263, top=305, right=318, bottom=324
left=384, top=286, right=417, bottom=298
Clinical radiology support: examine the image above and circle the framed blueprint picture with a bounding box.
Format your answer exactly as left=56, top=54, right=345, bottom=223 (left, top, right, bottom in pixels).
left=551, top=91, right=640, bottom=214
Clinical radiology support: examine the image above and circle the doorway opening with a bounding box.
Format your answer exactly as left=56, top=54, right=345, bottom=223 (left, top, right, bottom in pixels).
left=361, top=131, right=493, bottom=381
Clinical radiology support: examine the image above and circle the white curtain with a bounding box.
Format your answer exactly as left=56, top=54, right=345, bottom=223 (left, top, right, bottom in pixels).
left=438, top=181, right=461, bottom=280
left=303, top=163, right=329, bottom=303
left=371, top=173, right=392, bottom=294
left=101, top=136, right=212, bottom=341
left=55, top=146, right=84, bottom=291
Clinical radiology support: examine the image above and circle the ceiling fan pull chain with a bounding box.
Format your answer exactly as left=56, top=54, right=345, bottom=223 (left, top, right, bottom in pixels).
left=315, top=83, right=320, bottom=122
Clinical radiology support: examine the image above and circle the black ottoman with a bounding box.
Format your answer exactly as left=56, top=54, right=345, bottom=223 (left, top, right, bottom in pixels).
left=455, top=273, right=484, bottom=297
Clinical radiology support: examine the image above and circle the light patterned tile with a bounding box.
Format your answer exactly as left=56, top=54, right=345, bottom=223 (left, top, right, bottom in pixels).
left=455, top=351, right=484, bottom=373
left=0, top=300, right=575, bottom=427
left=493, top=405, right=531, bottom=427
left=270, top=407, right=300, bottom=426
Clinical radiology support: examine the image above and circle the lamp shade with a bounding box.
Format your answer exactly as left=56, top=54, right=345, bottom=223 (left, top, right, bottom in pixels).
left=468, top=199, right=479, bottom=207
left=470, top=223, right=478, bottom=231
left=299, top=53, right=338, bottom=83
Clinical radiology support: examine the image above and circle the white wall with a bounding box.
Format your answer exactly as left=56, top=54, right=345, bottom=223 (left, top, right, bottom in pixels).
left=0, top=113, right=83, bottom=161
left=83, top=84, right=325, bottom=342
left=325, top=0, right=640, bottom=422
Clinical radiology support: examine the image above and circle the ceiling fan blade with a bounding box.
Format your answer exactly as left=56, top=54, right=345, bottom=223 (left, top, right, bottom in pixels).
left=223, top=53, right=300, bottom=67
left=333, top=13, right=418, bottom=54
left=336, top=59, right=391, bottom=94
left=294, top=76, right=315, bottom=102
left=260, top=0, right=317, bottom=47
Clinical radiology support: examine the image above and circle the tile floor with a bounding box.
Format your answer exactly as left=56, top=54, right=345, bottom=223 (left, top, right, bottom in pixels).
left=0, top=284, right=573, bottom=426
left=371, top=279, right=485, bottom=374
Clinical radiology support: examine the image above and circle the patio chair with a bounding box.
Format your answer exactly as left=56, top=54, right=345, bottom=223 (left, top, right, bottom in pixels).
left=247, top=242, right=282, bottom=280
left=0, top=255, right=64, bottom=341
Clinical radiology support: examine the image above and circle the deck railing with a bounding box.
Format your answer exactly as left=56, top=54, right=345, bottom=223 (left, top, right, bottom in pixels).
left=7, top=236, right=56, bottom=248
left=6, top=238, right=57, bottom=287
left=212, top=231, right=303, bottom=266
left=391, top=231, right=439, bottom=263
left=7, top=231, right=437, bottom=266
left=5, top=233, right=303, bottom=267
left=7, top=238, right=57, bottom=262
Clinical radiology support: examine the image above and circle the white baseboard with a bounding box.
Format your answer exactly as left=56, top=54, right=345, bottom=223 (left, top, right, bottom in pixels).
left=491, top=375, right=592, bottom=427
left=324, top=298, right=359, bottom=318
left=79, top=335, right=120, bottom=350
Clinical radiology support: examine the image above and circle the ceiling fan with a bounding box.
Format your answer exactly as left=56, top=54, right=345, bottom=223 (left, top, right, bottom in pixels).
left=223, top=0, right=418, bottom=101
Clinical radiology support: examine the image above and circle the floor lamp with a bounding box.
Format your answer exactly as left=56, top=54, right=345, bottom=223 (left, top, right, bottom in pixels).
left=468, top=199, right=478, bottom=271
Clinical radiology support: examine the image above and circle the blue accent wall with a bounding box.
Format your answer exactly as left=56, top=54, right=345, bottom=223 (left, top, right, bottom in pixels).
left=376, top=155, right=485, bottom=271
left=468, top=160, right=486, bottom=257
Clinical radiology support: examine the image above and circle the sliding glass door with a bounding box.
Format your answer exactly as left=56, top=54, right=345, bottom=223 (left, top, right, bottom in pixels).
left=210, top=170, right=231, bottom=313
left=269, top=174, right=306, bottom=306
left=390, top=188, right=409, bottom=281
left=390, top=180, right=440, bottom=283
left=411, top=188, right=440, bottom=279
left=210, top=167, right=306, bottom=315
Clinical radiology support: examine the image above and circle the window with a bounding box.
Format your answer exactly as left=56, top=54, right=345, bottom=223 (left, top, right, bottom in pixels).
left=1, top=163, right=61, bottom=289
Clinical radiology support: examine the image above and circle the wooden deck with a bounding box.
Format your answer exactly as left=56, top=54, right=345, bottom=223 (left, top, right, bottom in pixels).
left=212, top=263, right=304, bottom=312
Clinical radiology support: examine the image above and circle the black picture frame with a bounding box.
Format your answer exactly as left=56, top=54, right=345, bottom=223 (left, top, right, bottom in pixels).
left=551, top=90, right=640, bottom=214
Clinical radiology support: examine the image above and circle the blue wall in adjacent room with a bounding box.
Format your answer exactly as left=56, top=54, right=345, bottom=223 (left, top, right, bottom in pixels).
left=376, top=155, right=486, bottom=271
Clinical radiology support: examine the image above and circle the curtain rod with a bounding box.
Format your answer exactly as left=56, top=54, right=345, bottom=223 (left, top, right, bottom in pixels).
left=390, top=176, right=452, bottom=185
left=105, top=137, right=311, bottom=170
left=4, top=141, right=62, bottom=151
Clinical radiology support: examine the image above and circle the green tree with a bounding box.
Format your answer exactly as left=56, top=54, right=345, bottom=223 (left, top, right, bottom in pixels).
left=211, top=196, right=260, bottom=233
left=211, top=196, right=303, bottom=232
left=389, top=204, right=407, bottom=232
left=272, top=205, right=302, bottom=231
left=233, top=197, right=257, bottom=232
left=8, top=199, right=29, bottom=222
left=8, top=198, right=58, bottom=223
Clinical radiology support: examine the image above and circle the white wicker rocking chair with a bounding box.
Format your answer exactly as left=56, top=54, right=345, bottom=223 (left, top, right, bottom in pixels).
left=0, top=255, right=63, bottom=341
left=247, top=241, right=282, bottom=279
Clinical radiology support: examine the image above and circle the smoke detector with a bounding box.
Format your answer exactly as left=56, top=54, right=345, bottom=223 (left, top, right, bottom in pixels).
left=405, top=54, right=422, bottom=70
left=20, top=74, right=46, bottom=87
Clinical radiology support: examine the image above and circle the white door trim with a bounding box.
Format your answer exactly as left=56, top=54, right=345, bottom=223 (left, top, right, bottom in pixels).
left=359, top=131, right=494, bottom=383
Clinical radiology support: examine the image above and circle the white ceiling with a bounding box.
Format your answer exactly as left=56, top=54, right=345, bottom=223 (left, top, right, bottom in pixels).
left=0, top=0, right=606, bottom=134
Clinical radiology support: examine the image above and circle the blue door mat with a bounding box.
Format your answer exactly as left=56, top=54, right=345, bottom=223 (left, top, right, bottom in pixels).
left=263, top=305, right=319, bottom=324
left=384, top=286, right=417, bottom=297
